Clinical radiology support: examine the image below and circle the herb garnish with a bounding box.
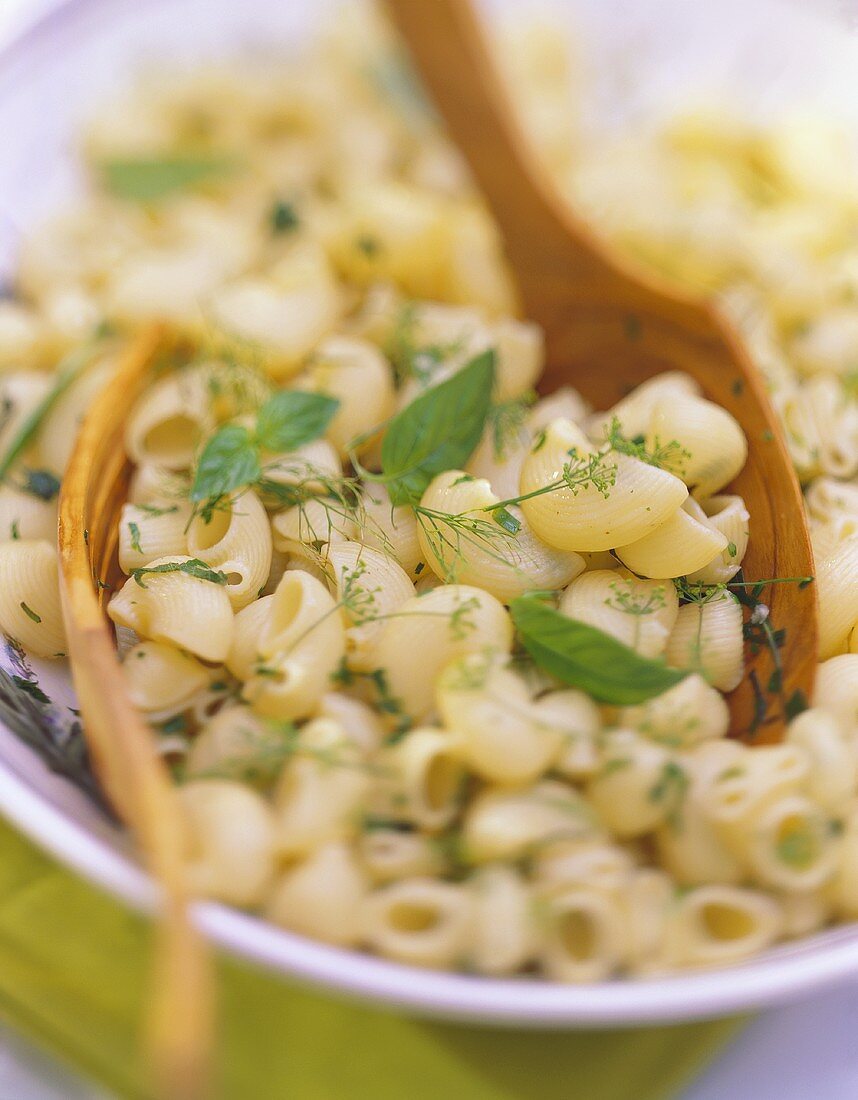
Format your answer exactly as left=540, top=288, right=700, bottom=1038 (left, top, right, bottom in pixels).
left=128, top=522, right=143, bottom=555
left=19, top=602, right=41, bottom=624
left=378, top=350, right=495, bottom=505
left=270, top=199, right=299, bottom=234
left=510, top=594, right=688, bottom=704
left=190, top=389, right=339, bottom=505
left=100, top=154, right=240, bottom=202
left=130, top=558, right=228, bottom=589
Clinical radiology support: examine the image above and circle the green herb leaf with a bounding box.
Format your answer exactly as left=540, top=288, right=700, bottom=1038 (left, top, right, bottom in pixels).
left=128, top=521, right=143, bottom=555
left=19, top=602, right=41, bottom=624
left=130, top=558, right=228, bottom=589
left=270, top=200, right=299, bottom=234
left=100, top=155, right=239, bottom=202
left=190, top=424, right=260, bottom=503
left=510, top=595, right=688, bottom=704
left=255, top=390, right=339, bottom=453
left=381, top=350, right=495, bottom=505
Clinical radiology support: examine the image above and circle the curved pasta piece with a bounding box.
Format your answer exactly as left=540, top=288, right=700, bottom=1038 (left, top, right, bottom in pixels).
left=187, top=489, right=272, bottom=610
left=373, top=583, right=513, bottom=718
left=360, top=878, right=474, bottom=969
left=0, top=373, right=51, bottom=471
left=745, top=793, right=841, bottom=892
left=661, top=885, right=782, bottom=968
left=665, top=591, right=743, bottom=691
left=0, top=486, right=57, bottom=543
left=117, top=500, right=191, bottom=572
left=520, top=418, right=688, bottom=552
left=359, top=483, right=423, bottom=577
left=786, top=708, right=856, bottom=811
left=127, top=463, right=189, bottom=507
left=260, top=438, right=342, bottom=502
left=539, top=885, right=627, bottom=982
left=418, top=470, right=584, bottom=600
left=469, top=865, right=535, bottom=975
left=589, top=371, right=700, bottom=440
left=615, top=498, right=727, bottom=579
left=0, top=539, right=66, bottom=657
left=185, top=704, right=270, bottom=778
left=178, top=780, right=276, bottom=906
left=271, top=496, right=356, bottom=555
left=559, top=569, right=679, bottom=660
left=813, top=654, right=858, bottom=731
left=377, top=727, right=467, bottom=830
left=437, top=651, right=563, bottom=784
left=685, top=495, right=750, bottom=585
left=297, top=335, right=395, bottom=457
left=125, top=368, right=213, bottom=470
left=267, top=843, right=367, bottom=946
left=38, top=355, right=114, bottom=475
left=620, top=673, right=729, bottom=748
left=122, top=640, right=212, bottom=721
left=225, top=595, right=274, bottom=682
left=492, top=317, right=544, bottom=401
left=242, top=570, right=345, bottom=720
left=813, top=533, right=858, bottom=659
left=647, top=394, right=748, bottom=498
left=107, top=555, right=234, bottom=662
left=586, top=730, right=676, bottom=838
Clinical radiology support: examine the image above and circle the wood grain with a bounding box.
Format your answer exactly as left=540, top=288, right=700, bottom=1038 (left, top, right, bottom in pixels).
left=384, top=0, right=817, bottom=741
left=57, top=326, right=213, bottom=1100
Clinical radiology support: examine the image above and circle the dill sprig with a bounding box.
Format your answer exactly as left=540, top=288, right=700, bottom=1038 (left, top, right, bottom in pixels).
left=487, top=390, right=536, bottom=460
left=383, top=302, right=465, bottom=388
left=605, top=416, right=691, bottom=471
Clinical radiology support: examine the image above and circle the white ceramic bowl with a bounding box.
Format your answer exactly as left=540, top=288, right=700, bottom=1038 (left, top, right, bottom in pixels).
left=1, top=0, right=857, bottom=1027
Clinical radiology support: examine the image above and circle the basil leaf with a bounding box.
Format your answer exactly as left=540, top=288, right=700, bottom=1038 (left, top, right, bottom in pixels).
left=510, top=595, right=688, bottom=704
left=381, top=350, right=495, bottom=506
left=131, top=559, right=228, bottom=589
left=190, top=424, right=259, bottom=502
left=255, top=391, right=339, bottom=453
left=100, top=155, right=239, bottom=202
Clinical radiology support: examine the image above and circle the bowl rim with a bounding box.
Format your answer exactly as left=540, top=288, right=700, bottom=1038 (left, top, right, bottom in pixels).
left=2, top=0, right=858, bottom=1028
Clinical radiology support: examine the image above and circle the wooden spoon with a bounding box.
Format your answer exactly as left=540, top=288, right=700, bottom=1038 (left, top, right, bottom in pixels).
left=384, top=0, right=817, bottom=742
left=58, top=326, right=213, bottom=1100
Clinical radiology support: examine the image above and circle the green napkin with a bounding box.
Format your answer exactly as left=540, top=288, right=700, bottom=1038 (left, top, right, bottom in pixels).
left=0, top=814, right=743, bottom=1099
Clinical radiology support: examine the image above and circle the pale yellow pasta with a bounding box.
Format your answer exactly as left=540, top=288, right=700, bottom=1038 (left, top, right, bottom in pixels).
left=589, top=371, right=700, bottom=441
left=533, top=839, right=635, bottom=897
left=587, top=731, right=678, bottom=839
left=0, top=487, right=57, bottom=543
left=538, top=885, right=627, bottom=982
left=377, top=727, right=466, bottom=831
left=656, top=784, right=744, bottom=887
left=786, top=708, right=856, bottom=811
left=437, top=652, right=563, bottom=785
left=559, top=570, right=678, bottom=660
left=209, top=244, right=343, bottom=379
left=0, top=373, right=51, bottom=468
left=323, top=540, right=415, bottom=671
left=225, top=595, right=274, bottom=682
left=418, top=470, right=584, bottom=600
left=463, top=781, right=601, bottom=864
left=271, top=497, right=356, bottom=555
left=615, top=498, right=727, bottom=579
left=0, top=302, right=41, bottom=368
left=685, top=495, right=750, bottom=584
left=127, top=463, right=188, bottom=507
left=492, top=317, right=543, bottom=401
left=185, top=704, right=270, bottom=779
left=665, top=591, right=743, bottom=691
left=187, top=489, right=273, bottom=610
left=0, top=540, right=66, bottom=657
left=744, top=794, right=842, bottom=893
left=813, top=533, right=858, bottom=659
left=530, top=387, right=589, bottom=432
left=261, top=438, right=341, bottom=497
left=122, top=640, right=212, bottom=722
left=357, top=830, right=446, bottom=884
left=826, top=803, right=858, bottom=917
left=242, top=571, right=345, bottom=721
left=107, top=555, right=234, bottom=663
left=469, top=865, right=535, bottom=976
left=37, top=355, right=114, bottom=474
left=520, top=419, right=688, bottom=552
left=465, top=420, right=531, bottom=501
left=267, top=843, right=367, bottom=946
left=531, top=689, right=602, bottom=780
left=360, top=878, right=474, bottom=969
left=315, top=691, right=385, bottom=755
left=273, top=718, right=370, bottom=857
left=124, top=368, right=212, bottom=469
left=117, top=501, right=191, bottom=572
left=622, top=868, right=674, bottom=971
left=358, top=483, right=423, bottom=577
left=298, top=335, right=395, bottom=457
left=373, top=584, right=513, bottom=718
left=179, top=780, right=276, bottom=906
left=777, top=890, right=832, bottom=939
left=806, top=477, right=858, bottom=534
left=660, top=885, right=782, bottom=968
left=623, top=673, right=728, bottom=749
left=646, top=394, right=748, bottom=498
left=814, top=654, right=858, bottom=731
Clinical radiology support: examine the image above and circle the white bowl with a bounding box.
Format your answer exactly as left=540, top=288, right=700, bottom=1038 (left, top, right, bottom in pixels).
left=1, top=0, right=857, bottom=1028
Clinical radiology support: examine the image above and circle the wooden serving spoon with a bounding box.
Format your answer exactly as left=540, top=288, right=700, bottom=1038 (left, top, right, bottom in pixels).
left=58, top=326, right=213, bottom=1100
left=384, top=0, right=817, bottom=742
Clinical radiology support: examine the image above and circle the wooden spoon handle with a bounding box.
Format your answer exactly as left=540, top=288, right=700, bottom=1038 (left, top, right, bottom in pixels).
left=382, top=0, right=608, bottom=282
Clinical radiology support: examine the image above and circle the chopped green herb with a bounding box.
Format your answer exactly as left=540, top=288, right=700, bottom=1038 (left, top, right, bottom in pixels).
left=11, top=675, right=50, bottom=705
left=20, top=468, right=61, bottom=501
left=19, top=602, right=41, bottom=624
left=270, top=199, right=299, bottom=234
left=10, top=520, right=19, bottom=541
left=128, top=521, right=143, bottom=555
left=100, top=154, right=240, bottom=202
left=130, top=558, right=228, bottom=589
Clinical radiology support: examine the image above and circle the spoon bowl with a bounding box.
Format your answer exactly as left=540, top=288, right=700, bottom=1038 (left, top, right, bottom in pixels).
left=384, top=0, right=817, bottom=742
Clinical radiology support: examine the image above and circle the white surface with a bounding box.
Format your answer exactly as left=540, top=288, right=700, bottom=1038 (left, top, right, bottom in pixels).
left=0, top=0, right=858, bottom=1095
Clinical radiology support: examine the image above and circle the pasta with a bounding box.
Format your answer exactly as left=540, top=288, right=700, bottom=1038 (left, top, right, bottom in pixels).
left=1, top=16, right=857, bottom=987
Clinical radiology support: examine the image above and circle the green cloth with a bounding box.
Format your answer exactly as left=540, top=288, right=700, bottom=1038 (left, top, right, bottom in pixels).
left=0, top=814, right=743, bottom=1100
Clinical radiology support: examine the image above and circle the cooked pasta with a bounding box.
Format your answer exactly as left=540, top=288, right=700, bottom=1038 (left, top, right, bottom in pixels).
left=1, top=15, right=857, bottom=987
